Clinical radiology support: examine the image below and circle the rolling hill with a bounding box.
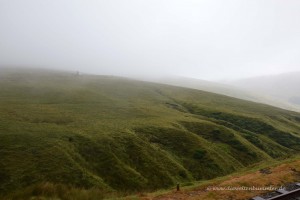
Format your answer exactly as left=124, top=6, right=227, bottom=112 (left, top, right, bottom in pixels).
left=146, top=75, right=300, bottom=112
left=227, top=72, right=300, bottom=111
left=0, top=69, right=300, bottom=199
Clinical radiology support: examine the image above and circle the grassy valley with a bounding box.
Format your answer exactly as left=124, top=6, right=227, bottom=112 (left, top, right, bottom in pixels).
left=0, top=69, right=300, bottom=199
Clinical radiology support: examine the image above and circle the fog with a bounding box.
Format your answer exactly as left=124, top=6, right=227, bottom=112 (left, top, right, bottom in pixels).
left=1, top=0, right=300, bottom=80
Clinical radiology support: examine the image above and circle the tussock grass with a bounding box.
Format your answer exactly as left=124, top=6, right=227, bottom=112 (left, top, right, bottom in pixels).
left=0, top=69, right=299, bottom=199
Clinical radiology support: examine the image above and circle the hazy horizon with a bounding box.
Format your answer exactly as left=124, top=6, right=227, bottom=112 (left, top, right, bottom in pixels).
left=1, top=0, right=300, bottom=81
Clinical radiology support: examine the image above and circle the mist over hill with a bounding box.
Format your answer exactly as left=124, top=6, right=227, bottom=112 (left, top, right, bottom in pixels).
left=146, top=75, right=300, bottom=112
left=1, top=0, right=300, bottom=199
left=1, top=69, right=300, bottom=199
left=227, top=72, right=300, bottom=110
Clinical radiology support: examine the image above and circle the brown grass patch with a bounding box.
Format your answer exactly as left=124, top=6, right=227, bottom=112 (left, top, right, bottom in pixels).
left=144, top=159, right=300, bottom=200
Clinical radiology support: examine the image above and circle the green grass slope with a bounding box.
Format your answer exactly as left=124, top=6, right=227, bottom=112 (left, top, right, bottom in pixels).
left=0, top=69, right=300, bottom=199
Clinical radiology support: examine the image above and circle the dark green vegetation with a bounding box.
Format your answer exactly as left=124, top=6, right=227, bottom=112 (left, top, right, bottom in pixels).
left=0, top=69, right=300, bottom=199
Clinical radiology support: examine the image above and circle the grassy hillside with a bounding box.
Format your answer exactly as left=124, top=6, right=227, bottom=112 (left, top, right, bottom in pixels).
left=228, top=72, right=300, bottom=111
left=0, top=69, right=300, bottom=199
left=147, top=76, right=300, bottom=112
left=144, top=156, right=300, bottom=200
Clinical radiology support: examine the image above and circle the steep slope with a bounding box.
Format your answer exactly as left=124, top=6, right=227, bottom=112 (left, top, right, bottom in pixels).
left=0, top=69, right=300, bottom=199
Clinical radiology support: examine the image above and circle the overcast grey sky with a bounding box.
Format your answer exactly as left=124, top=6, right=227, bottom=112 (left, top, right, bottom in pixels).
left=0, top=0, right=300, bottom=80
